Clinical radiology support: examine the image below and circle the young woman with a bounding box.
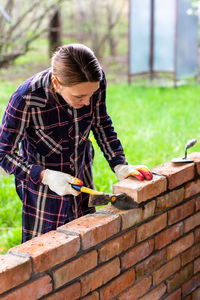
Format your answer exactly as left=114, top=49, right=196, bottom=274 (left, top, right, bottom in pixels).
left=0, top=44, right=152, bottom=242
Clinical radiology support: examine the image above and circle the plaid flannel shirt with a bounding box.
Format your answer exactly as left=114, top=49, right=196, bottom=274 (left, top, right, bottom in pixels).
left=0, top=68, right=126, bottom=242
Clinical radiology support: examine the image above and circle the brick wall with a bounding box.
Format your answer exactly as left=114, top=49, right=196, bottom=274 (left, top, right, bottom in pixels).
left=0, top=152, right=200, bottom=300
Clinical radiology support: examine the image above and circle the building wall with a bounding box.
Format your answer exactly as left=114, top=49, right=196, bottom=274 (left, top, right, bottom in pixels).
left=0, top=152, right=200, bottom=300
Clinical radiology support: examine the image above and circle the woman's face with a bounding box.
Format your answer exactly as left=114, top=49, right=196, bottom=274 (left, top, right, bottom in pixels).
left=57, top=81, right=99, bottom=109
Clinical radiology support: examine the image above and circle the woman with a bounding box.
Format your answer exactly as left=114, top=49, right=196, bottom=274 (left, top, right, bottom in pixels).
left=0, top=44, right=152, bottom=242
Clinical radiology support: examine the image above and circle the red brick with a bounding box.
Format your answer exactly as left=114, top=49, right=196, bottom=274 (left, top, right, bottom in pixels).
left=98, top=204, right=143, bottom=230
left=121, top=239, right=154, bottom=270
left=156, top=188, right=184, bottom=212
left=137, top=213, right=167, bottom=242
left=167, top=233, right=194, bottom=260
left=53, top=250, right=97, bottom=289
left=0, top=254, right=31, bottom=294
left=152, top=161, right=195, bottom=190
left=167, top=263, right=193, bottom=292
left=98, top=201, right=155, bottom=230
left=100, top=269, right=135, bottom=300
left=182, top=274, right=200, bottom=298
left=59, top=213, right=120, bottom=250
left=113, top=174, right=167, bottom=203
left=82, top=291, right=99, bottom=300
left=192, top=287, right=200, bottom=300
left=184, top=212, right=200, bottom=232
left=80, top=257, right=120, bottom=296
left=194, top=257, right=200, bottom=274
left=168, top=200, right=195, bottom=225
left=185, top=179, right=200, bottom=198
left=0, top=275, right=52, bottom=300
left=44, top=282, right=81, bottom=300
left=181, top=244, right=200, bottom=266
left=163, top=289, right=181, bottom=300
left=195, top=227, right=200, bottom=242
left=118, top=276, right=152, bottom=300
left=142, top=200, right=156, bottom=219
left=153, top=256, right=180, bottom=285
left=139, top=283, right=167, bottom=300
left=155, top=223, right=184, bottom=250
left=188, top=152, right=200, bottom=175
left=9, top=231, right=80, bottom=274
left=99, top=229, right=136, bottom=263
left=196, top=196, right=200, bottom=211
left=136, top=249, right=166, bottom=279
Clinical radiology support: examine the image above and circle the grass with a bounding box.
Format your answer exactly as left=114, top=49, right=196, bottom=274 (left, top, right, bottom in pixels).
left=0, top=37, right=200, bottom=253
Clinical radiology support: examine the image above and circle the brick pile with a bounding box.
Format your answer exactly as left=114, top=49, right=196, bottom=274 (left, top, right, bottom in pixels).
left=0, top=152, right=200, bottom=299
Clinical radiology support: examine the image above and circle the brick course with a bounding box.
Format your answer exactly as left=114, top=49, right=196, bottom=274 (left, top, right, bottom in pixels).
left=0, top=153, right=200, bottom=299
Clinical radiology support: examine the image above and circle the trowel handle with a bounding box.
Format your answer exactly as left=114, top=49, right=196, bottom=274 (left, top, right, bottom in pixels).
left=184, top=139, right=197, bottom=158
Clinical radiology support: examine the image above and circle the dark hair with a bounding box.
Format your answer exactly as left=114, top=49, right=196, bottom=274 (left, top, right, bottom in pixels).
left=51, top=44, right=102, bottom=86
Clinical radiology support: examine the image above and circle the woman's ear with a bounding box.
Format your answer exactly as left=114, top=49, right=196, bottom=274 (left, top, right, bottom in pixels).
left=51, top=75, right=59, bottom=90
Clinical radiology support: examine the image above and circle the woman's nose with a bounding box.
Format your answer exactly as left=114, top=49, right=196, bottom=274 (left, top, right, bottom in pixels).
left=82, top=97, right=90, bottom=106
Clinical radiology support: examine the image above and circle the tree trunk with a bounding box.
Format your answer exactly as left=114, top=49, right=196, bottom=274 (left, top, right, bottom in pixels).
left=49, top=9, right=62, bottom=57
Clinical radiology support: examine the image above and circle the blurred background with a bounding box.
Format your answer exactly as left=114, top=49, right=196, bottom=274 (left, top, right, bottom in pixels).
left=0, top=0, right=199, bottom=251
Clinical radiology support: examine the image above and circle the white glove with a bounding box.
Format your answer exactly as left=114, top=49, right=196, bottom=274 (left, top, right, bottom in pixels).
left=42, top=169, right=82, bottom=196
left=114, top=164, right=153, bottom=181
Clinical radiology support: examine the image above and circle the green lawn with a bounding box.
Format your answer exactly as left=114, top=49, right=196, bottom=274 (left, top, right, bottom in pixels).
left=0, top=39, right=200, bottom=252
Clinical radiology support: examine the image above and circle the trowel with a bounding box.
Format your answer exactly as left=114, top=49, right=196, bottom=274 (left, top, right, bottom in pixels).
left=171, top=139, right=197, bottom=163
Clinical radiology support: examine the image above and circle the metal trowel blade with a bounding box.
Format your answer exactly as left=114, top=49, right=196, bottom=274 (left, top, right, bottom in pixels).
left=171, top=157, right=194, bottom=164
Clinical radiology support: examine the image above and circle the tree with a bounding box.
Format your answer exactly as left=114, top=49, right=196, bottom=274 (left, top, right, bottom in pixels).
left=0, top=0, right=66, bottom=67
left=68, top=0, right=126, bottom=60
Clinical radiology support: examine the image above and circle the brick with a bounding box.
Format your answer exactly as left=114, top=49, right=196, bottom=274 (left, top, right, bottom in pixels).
left=80, top=257, right=120, bottom=296
left=137, top=213, right=167, bottom=242
left=59, top=213, right=120, bottom=250
left=82, top=291, right=99, bottom=300
left=98, top=201, right=155, bottom=230
left=118, top=276, right=152, bottom=300
left=196, top=196, right=200, bottom=211
left=188, top=152, right=200, bottom=175
left=192, top=287, right=200, bottom=300
left=153, top=256, right=180, bottom=285
left=121, top=239, right=154, bottom=270
left=185, top=179, right=200, bottom=198
left=167, top=263, right=193, bottom=292
left=152, top=161, right=195, bottom=190
left=44, top=282, right=81, bottom=300
left=139, top=283, right=167, bottom=300
left=136, top=249, right=166, bottom=279
left=195, top=227, right=200, bottom=242
left=156, top=188, right=184, bottom=212
left=98, top=204, right=143, bottom=230
left=163, top=289, right=181, bottom=300
left=155, top=223, right=184, bottom=250
left=53, top=250, right=97, bottom=289
left=167, top=233, right=194, bottom=260
left=113, top=174, right=167, bottom=203
left=100, top=269, right=135, bottom=300
left=194, top=258, right=200, bottom=274
left=99, top=229, right=136, bottom=263
left=9, top=231, right=80, bottom=274
left=181, top=244, right=200, bottom=266
left=0, top=275, right=52, bottom=300
left=184, top=212, right=200, bottom=233
left=168, top=200, right=195, bottom=225
left=0, top=254, right=31, bottom=294
left=142, top=200, right=156, bottom=219
left=182, top=274, right=200, bottom=297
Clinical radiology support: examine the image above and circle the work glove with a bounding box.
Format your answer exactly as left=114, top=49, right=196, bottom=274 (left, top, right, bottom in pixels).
left=114, top=164, right=153, bottom=181
left=42, top=169, right=83, bottom=196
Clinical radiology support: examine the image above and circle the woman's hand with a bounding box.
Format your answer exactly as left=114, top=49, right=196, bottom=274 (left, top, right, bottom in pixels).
left=41, top=169, right=83, bottom=196
left=114, top=164, right=153, bottom=181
